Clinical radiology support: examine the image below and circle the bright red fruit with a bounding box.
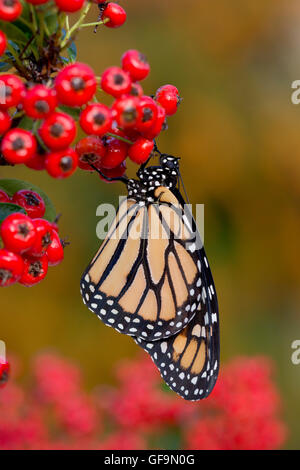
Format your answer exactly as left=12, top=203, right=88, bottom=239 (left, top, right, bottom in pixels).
left=142, top=104, right=166, bottom=139
left=122, top=50, right=150, bottom=82
left=76, top=136, right=106, bottom=170
left=130, top=82, right=143, bottom=97
left=27, top=218, right=53, bottom=257
left=45, top=148, right=78, bottom=179
left=79, top=103, right=112, bottom=136
left=0, top=0, right=22, bottom=22
left=155, top=84, right=181, bottom=116
left=0, top=110, right=11, bottom=134
left=39, top=112, right=76, bottom=150
left=19, top=254, right=48, bottom=286
left=0, top=361, right=9, bottom=386
left=54, top=0, right=84, bottom=12
left=0, top=213, right=36, bottom=254
left=101, top=66, right=131, bottom=98
left=136, top=95, right=158, bottom=132
left=1, top=129, right=37, bottom=164
left=128, top=137, right=154, bottom=164
left=101, top=135, right=128, bottom=169
left=103, top=2, right=126, bottom=28
left=25, top=152, right=46, bottom=171
left=23, top=85, right=57, bottom=119
left=0, top=74, right=25, bottom=109
left=0, top=189, right=10, bottom=202
left=112, top=95, right=139, bottom=129
left=98, top=160, right=127, bottom=183
left=55, top=62, right=97, bottom=107
left=0, top=30, right=7, bottom=56
left=46, top=230, right=64, bottom=266
left=12, top=190, right=46, bottom=219
left=0, top=249, right=24, bottom=286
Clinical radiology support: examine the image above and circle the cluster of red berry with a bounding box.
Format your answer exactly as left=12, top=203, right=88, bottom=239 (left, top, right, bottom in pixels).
left=0, top=54, right=180, bottom=179
left=0, top=189, right=64, bottom=287
left=76, top=52, right=180, bottom=179
left=0, top=353, right=287, bottom=449
left=0, top=0, right=126, bottom=24
left=0, top=0, right=126, bottom=74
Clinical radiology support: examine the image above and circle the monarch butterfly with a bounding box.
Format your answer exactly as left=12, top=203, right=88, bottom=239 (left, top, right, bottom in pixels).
left=80, top=153, right=219, bottom=400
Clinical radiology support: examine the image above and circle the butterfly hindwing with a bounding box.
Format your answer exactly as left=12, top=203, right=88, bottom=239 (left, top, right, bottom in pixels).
left=136, top=245, right=220, bottom=401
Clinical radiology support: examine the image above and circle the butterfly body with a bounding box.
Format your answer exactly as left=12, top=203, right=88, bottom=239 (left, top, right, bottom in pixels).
left=80, top=156, right=220, bottom=400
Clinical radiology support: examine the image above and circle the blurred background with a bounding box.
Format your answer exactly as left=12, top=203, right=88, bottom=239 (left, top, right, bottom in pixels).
left=1, top=0, right=300, bottom=449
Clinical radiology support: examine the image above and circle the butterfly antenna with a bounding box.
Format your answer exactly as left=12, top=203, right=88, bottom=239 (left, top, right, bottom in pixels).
left=177, top=167, right=191, bottom=205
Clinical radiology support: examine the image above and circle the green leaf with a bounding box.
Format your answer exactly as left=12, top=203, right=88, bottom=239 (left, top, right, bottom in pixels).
left=0, top=20, right=29, bottom=45
left=0, top=202, right=27, bottom=224
left=44, top=12, right=59, bottom=35
left=67, top=41, right=77, bottom=63
left=58, top=105, right=81, bottom=119
left=0, top=179, right=57, bottom=222
left=17, top=116, right=35, bottom=131
left=0, top=62, right=12, bottom=72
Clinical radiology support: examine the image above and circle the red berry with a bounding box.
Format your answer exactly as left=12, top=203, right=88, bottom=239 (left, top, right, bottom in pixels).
left=0, top=189, right=10, bottom=202
left=155, top=84, right=181, bottom=116
left=136, top=95, right=158, bottom=132
left=128, top=137, right=154, bottom=164
left=0, top=249, right=24, bottom=286
left=0, top=30, right=7, bottom=56
left=25, top=151, right=46, bottom=171
left=0, top=0, right=22, bottom=22
left=45, top=148, right=78, bottom=179
left=103, top=2, right=126, bottom=28
left=101, top=66, right=131, bottom=98
left=112, top=95, right=139, bottom=129
left=122, top=50, right=150, bottom=82
left=1, top=129, right=37, bottom=164
left=0, top=109, right=11, bottom=135
left=76, top=136, right=106, bottom=170
left=79, top=103, right=112, bottom=136
left=142, top=104, right=166, bottom=139
left=46, top=230, right=64, bottom=266
left=55, top=62, right=97, bottom=107
left=23, top=85, right=57, bottom=119
left=0, top=74, right=25, bottom=110
left=12, top=190, right=45, bottom=219
left=19, top=254, right=48, bottom=286
left=101, top=135, right=128, bottom=169
left=129, top=82, right=143, bottom=97
left=99, top=160, right=126, bottom=183
left=27, top=218, right=53, bottom=257
left=54, top=0, right=84, bottom=12
left=0, top=213, right=36, bottom=254
left=0, top=361, right=10, bottom=386
left=39, top=112, right=76, bottom=150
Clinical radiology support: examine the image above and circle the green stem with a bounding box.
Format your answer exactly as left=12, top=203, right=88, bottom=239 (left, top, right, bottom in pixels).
left=17, top=16, right=35, bottom=32
left=106, top=133, right=133, bottom=145
left=30, top=4, right=38, bottom=33
left=37, top=12, right=45, bottom=48
left=79, top=19, right=108, bottom=28
left=61, top=2, right=91, bottom=48
left=34, top=128, right=48, bottom=152
left=6, top=42, right=27, bottom=73
left=42, top=16, right=50, bottom=37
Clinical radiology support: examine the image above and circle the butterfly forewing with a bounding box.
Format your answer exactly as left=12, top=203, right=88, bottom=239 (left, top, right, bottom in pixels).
left=80, top=187, right=202, bottom=341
